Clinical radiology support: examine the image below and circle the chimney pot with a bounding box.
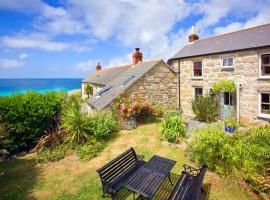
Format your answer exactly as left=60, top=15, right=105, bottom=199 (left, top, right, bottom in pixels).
left=132, top=48, right=143, bottom=65
left=188, top=25, right=199, bottom=43
left=96, top=62, right=102, bottom=71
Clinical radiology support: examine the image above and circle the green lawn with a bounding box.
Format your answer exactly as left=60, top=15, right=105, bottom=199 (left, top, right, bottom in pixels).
left=0, top=123, right=257, bottom=200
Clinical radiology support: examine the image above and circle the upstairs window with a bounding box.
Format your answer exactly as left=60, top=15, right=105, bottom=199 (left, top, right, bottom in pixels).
left=261, top=93, right=270, bottom=115
left=261, top=54, right=270, bottom=76
left=194, top=87, right=203, bottom=97
left=193, top=61, right=202, bottom=77
left=222, top=57, right=234, bottom=68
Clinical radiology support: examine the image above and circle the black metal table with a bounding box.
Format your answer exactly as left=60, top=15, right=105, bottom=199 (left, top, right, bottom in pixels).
left=124, top=155, right=176, bottom=199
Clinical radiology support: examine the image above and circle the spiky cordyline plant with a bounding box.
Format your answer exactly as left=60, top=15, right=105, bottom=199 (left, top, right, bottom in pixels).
left=191, top=95, right=219, bottom=122
left=61, top=103, right=90, bottom=143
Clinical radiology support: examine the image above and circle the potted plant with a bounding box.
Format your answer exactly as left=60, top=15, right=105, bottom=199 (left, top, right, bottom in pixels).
left=224, top=116, right=237, bottom=133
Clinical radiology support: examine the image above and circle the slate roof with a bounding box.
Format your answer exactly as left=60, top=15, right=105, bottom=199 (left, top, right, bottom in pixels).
left=86, top=59, right=174, bottom=109
left=170, top=23, right=270, bottom=60
left=82, top=64, right=132, bottom=85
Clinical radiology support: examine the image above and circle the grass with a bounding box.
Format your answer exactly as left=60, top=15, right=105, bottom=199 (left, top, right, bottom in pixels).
left=0, top=123, right=257, bottom=200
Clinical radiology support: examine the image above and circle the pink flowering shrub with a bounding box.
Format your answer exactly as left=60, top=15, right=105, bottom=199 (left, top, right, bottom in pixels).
left=114, top=96, right=156, bottom=123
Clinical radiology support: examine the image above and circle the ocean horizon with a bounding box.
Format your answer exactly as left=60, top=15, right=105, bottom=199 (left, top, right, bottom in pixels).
left=0, top=78, right=82, bottom=96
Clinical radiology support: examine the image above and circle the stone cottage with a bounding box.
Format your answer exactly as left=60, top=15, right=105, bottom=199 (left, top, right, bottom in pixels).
left=82, top=48, right=178, bottom=111
left=168, top=23, right=270, bottom=123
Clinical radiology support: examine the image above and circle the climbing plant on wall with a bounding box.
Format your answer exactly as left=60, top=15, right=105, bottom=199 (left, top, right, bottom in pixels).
left=212, top=80, right=236, bottom=94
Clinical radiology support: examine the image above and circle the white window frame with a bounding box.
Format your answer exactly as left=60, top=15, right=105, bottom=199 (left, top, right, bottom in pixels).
left=259, top=52, right=270, bottom=78
left=258, top=92, right=270, bottom=119
left=221, top=56, right=234, bottom=69
left=193, top=87, right=203, bottom=97
left=192, top=60, right=203, bottom=78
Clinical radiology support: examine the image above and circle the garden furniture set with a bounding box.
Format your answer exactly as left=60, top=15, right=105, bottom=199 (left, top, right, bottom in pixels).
left=97, top=147, right=207, bottom=200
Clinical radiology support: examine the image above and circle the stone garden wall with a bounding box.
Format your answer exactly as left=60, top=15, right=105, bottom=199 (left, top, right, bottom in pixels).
left=171, top=48, right=270, bottom=123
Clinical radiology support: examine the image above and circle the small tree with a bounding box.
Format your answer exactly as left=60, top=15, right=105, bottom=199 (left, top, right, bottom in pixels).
left=85, top=83, right=93, bottom=99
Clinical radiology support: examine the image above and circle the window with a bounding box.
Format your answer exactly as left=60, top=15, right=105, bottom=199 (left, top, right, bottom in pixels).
left=222, top=57, right=234, bottom=68
left=122, top=76, right=135, bottom=86
left=261, top=54, right=270, bottom=76
left=193, top=61, right=202, bottom=77
left=261, top=93, right=270, bottom=115
left=95, top=85, right=112, bottom=97
left=194, top=87, right=203, bottom=97
left=224, top=92, right=233, bottom=106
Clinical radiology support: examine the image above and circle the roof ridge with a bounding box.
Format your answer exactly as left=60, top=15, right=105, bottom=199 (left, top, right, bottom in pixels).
left=99, top=59, right=162, bottom=71
left=197, top=23, right=270, bottom=42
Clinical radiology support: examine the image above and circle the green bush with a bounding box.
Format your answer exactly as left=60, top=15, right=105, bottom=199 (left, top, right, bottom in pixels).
left=213, top=80, right=236, bottom=94
left=161, top=111, right=186, bottom=143
left=76, top=138, right=106, bottom=161
left=35, top=142, right=74, bottom=163
left=0, top=92, right=64, bottom=152
left=187, top=123, right=270, bottom=193
left=61, top=103, right=91, bottom=143
left=191, top=95, right=219, bottom=122
left=88, top=110, right=119, bottom=140
left=187, top=123, right=231, bottom=174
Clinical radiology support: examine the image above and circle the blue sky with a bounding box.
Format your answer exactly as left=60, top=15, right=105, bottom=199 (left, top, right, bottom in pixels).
left=0, top=0, right=270, bottom=78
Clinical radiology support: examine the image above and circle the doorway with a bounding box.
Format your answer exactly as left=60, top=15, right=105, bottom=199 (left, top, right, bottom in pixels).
left=220, top=92, right=236, bottom=120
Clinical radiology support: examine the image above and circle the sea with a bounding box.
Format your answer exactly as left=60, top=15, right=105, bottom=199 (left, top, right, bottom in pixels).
left=0, top=78, right=82, bottom=96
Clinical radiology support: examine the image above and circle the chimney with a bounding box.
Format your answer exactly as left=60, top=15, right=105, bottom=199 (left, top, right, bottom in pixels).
left=96, top=62, right=101, bottom=71
left=188, top=25, right=199, bottom=43
left=132, top=48, right=143, bottom=65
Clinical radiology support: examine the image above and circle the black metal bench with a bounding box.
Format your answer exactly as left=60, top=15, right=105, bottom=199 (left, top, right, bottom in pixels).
left=96, top=147, right=145, bottom=199
left=168, top=164, right=208, bottom=200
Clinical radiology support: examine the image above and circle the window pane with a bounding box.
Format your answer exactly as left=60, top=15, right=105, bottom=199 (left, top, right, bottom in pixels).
left=261, top=104, right=270, bottom=114
left=262, top=55, right=270, bottom=65
left=193, top=61, right=202, bottom=76
left=223, top=58, right=227, bottom=66
left=195, top=88, right=203, bottom=97
left=228, top=58, right=233, bottom=66
left=262, top=93, right=270, bottom=103
left=224, top=92, right=230, bottom=105
left=261, top=55, right=270, bottom=75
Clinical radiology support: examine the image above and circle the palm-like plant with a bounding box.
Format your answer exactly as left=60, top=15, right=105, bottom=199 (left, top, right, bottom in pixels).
left=85, top=83, right=93, bottom=99
left=61, top=103, right=90, bottom=143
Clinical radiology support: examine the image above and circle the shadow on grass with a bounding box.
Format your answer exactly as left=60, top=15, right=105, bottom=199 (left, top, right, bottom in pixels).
left=0, top=158, right=41, bottom=200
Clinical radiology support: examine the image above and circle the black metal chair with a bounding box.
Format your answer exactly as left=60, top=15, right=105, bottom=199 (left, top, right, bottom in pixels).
left=168, top=164, right=208, bottom=200
left=96, top=147, right=145, bottom=200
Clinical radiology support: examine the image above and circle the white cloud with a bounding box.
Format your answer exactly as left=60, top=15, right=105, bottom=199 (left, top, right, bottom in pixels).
left=2, top=33, right=69, bottom=51
left=1, top=0, right=270, bottom=63
left=107, top=52, right=132, bottom=67
left=0, top=0, right=45, bottom=14
left=214, top=7, right=270, bottom=35
left=18, top=53, right=28, bottom=60
left=0, top=53, right=28, bottom=68
left=196, top=0, right=270, bottom=36
left=74, top=59, right=98, bottom=72
left=1, top=33, right=93, bottom=52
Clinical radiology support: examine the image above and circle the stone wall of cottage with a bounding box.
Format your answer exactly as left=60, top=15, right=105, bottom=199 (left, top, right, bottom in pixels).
left=171, top=48, right=270, bottom=123
left=124, top=61, right=178, bottom=106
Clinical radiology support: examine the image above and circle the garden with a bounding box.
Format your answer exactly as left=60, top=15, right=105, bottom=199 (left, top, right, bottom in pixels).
left=0, top=91, right=269, bottom=200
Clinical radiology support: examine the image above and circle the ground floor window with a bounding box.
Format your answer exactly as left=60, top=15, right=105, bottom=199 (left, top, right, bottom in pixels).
left=194, top=87, right=203, bottom=97
left=261, top=93, right=270, bottom=114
